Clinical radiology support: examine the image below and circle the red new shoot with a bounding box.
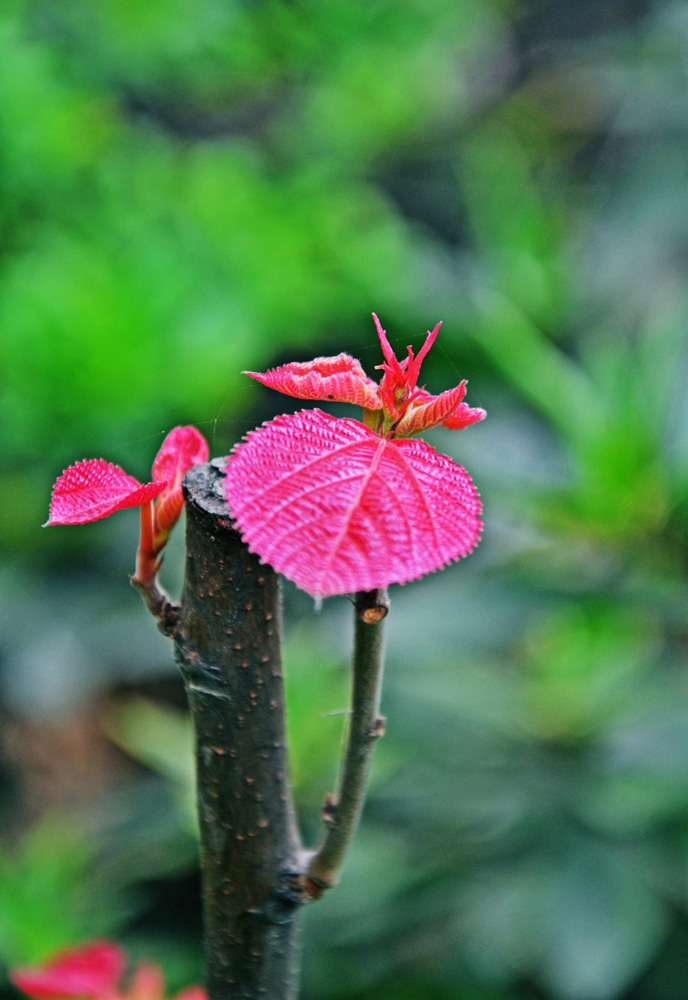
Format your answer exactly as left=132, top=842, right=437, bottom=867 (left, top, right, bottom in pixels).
left=46, top=426, right=208, bottom=587
left=225, top=314, right=486, bottom=599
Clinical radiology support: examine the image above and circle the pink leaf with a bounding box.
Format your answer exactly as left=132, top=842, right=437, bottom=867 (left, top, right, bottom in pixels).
left=11, top=942, right=126, bottom=1000
left=395, top=381, right=467, bottom=436
left=46, top=460, right=166, bottom=526
left=441, top=401, right=487, bottom=429
left=152, top=426, right=209, bottom=485
left=129, top=964, right=165, bottom=1000
left=225, top=409, right=482, bottom=598
left=245, top=354, right=383, bottom=409
left=152, top=426, right=209, bottom=536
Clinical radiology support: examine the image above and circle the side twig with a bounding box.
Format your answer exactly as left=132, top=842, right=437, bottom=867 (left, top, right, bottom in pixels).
left=305, top=588, right=388, bottom=890
left=131, top=501, right=180, bottom=637
left=130, top=573, right=180, bottom=637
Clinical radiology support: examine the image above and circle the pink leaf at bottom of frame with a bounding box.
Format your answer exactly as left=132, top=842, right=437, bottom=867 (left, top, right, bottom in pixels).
left=172, top=990, right=207, bottom=1000
left=46, top=460, right=166, bottom=526
left=129, top=963, right=165, bottom=1000
left=11, top=941, right=126, bottom=1000
left=224, top=409, right=482, bottom=598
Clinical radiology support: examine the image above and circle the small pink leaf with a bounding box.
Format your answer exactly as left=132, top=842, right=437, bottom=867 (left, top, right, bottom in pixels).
left=395, top=381, right=467, bottom=436
left=225, top=409, right=482, bottom=598
left=441, top=401, right=487, bottom=429
left=152, top=426, right=209, bottom=536
left=46, top=460, right=166, bottom=526
left=245, top=354, right=383, bottom=409
left=152, top=425, right=209, bottom=485
left=11, top=942, right=126, bottom=1000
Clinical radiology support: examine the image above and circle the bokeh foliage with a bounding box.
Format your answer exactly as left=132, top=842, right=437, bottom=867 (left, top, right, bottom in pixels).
left=2, top=0, right=688, bottom=999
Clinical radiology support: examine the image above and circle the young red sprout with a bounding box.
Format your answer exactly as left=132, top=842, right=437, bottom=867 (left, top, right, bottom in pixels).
left=10, top=940, right=206, bottom=1000
left=225, top=314, right=486, bottom=599
left=46, top=426, right=208, bottom=585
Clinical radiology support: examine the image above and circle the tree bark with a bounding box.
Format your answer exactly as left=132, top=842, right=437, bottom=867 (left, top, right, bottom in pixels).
left=177, top=461, right=303, bottom=1000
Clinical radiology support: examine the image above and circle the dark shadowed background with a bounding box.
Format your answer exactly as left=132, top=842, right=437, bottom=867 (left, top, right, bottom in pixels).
left=1, top=1, right=688, bottom=998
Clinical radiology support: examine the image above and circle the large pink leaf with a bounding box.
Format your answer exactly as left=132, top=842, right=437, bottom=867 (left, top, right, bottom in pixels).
left=46, top=460, right=165, bottom=526
left=152, top=425, right=209, bottom=534
left=11, top=942, right=126, bottom=1000
left=245, top=354, right=383, bottom=409
left=225, top=409, right=482, bottom=598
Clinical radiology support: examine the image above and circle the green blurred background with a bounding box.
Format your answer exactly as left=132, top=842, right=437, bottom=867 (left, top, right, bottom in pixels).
left=2, top=0, right=688, bottom=997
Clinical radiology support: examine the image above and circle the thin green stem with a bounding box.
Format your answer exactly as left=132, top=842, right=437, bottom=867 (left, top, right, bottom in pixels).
left=305, top=589, right=388, bottom=889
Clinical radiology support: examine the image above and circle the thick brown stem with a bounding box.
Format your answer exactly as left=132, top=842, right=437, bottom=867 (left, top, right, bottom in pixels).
left=305, top=589, right=387, bottom=889
left=178, top=461, right=303, bottom=1000
left=134, top=462, right=390, bottom=990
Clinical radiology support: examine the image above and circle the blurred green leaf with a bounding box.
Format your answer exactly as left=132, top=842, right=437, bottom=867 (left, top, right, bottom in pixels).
left=0, top=817, right=117, bottom=965
left=107, top=698, right=197, bottom=835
